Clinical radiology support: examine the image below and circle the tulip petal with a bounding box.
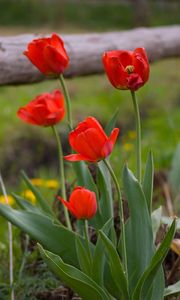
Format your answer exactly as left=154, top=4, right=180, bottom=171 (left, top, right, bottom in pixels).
left=69, top=130, right=101, bottom=161
left=17, top=108, right=39, bottom=125
left=101, top=128, right=119, bottom=158
left=44, top=45, right=69, bottom=74
left=64, top=154, right=91, bottom=162
left=103, top=53, right=128, bottom=89
left=24, top=40, right=51, bottom=74
left=133, top=48, right=150, bottom=84
left=85, top=117, right=107, bottom=140
left=127, top=73, right=144, bottom=91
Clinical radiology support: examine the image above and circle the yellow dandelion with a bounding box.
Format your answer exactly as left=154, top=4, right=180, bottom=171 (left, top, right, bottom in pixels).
left=22, top=189, right=36, bottom=203
left=128, top=130, right=136, bottom=139
left=30, top=178, right=45, bottom=187
left=123, top=143, right=134, bottom=152
left=0, top=195, right=15, bottom=206
left=45, top=180, right=59, bottom=189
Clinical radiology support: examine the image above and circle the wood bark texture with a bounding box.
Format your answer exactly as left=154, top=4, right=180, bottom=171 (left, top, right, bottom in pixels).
left=0, top=25, right=180, bottom=85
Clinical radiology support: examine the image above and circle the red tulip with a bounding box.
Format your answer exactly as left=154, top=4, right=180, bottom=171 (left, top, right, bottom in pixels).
left=17, top=90, right=65, bottom=126
left=64, top=116, right=119, bottom=162
left=102, top=48, right=149, bottom=91
left=58, top=186, right=97, bottom=220
left=24, top=33, right=69, bottom=75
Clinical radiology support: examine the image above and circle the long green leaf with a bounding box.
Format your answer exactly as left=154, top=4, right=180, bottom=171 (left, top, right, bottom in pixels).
left=99, top=230, right=129, bottom=300
left=169, top=143, right=180, bottom=197
left=97, top=163, right=113, bottom=223
left=21, top=171, right=52, bottom=216
left=132, top=220, right=176, bottom=300
left=162, top=216, right=180, bottom=230
left=39, top=245, right=110, bottom=300
left=164, top=280, right=180, bottom=296
left=151, top=206, right=162, bottom=242
left=123, top=166, right=154, bottom=293
left=142, top=151, right=154, bottom=214
left=92, top=218, right=113, bottom=286
left=0, top=204, right=92, bottom=267
left=12, top=193, right=42, bottom=214
left=97, top=161, right=117, bottom=244
left=75, top=236, right=92, bottom=276
left=73, top=161, right=98, bottom=195
left=73, top=161, right=103, bottom=229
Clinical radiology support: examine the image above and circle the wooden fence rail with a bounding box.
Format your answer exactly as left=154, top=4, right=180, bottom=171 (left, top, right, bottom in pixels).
left=0, top=25, right=180, bottom=85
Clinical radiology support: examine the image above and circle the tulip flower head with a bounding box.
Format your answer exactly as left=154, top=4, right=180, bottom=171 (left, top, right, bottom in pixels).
left=64, top=116, right=119, bottom=162
left=17, top=90, right=65, bottom=126
left=102, top=47, right=149, bottom=91
left=24, top=33, right=69, bottom=75
left=58, top=186, right=97, bottom=220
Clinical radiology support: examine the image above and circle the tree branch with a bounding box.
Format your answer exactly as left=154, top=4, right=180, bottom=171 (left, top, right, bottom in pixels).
left=0, top=25, right=180, bottom=85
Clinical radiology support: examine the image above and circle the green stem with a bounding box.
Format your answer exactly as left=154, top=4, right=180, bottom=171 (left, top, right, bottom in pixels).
left=52, top=126, right=72, bottom=230
left=131, top=91, right=141, bottom=182
left=59, top=74, right=73, bottom=130
left=84, top=220, right=93, bottom=265
left=103, top=159, right=128, bottom=279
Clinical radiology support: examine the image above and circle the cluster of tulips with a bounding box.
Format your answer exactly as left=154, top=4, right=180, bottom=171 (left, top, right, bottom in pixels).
left=0, top=33, right=177, bottom=300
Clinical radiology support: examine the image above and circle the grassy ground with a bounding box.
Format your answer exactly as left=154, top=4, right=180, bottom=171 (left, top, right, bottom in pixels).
left=0, top=58, right=179, bottom=175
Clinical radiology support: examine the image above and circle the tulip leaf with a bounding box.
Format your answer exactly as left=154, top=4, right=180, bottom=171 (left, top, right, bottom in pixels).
left=105, top=109, right=119, bottom=136
left=38, top=244, right=110, bottom=300
left=21, top=170, right=52, bottom=216
left=151, top=206, right=162, bottom=242
left=132, top=220, right=176, bottom=300
left=73, top=161, right=98, bottom=195
left=12, top=193, right=42, bottom=214
left=75, top=236, right=92, bottom=277
left=0, top=204, right=91, bottom=267
left=97, top=161, right=117, bottom=243
left=164, top=280, right=180, bottom=296
left=169, top=143, right=180, bottom=197
left=99, top=230, right=129, bottom=300
left=92, top=218, right=113, bottom=286
left=97, top=163, right=113, bottom=222
left=73, top=161, right=103, bottom=229
left=122, top=166, right=154, bottom=293
left=142, top=151, right=154, bottom=214
left=162, top=216, right=180, bottom=229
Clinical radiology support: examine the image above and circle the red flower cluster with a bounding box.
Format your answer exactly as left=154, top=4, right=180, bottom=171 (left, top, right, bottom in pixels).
left=102, top=48, right=149, bottom=91
left=17, top=90, right=65, bottom=126
left=64, top=116, right=119, bottom=162
left=24, top=33, right=69, bottom=75
left=58, top=187, right=97, bottom=220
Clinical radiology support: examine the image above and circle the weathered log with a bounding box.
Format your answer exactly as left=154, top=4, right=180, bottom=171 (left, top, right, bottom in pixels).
left=0, top=25, right=180, bottom=85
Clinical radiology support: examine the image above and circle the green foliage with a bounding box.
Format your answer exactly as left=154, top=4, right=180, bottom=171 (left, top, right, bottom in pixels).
left=142, top=151, right=154, bottom=214
left=169, top=143, right=180, bottom=197
left=99, top=230, right=129, bottom=299
left=0, top=0, right=179, bottom=31
left=39, top=245, right=110, bottom=300
left=0, top=204, right=85, bottom=267
left=132, top=220, right=176, bottom=300
left=20, top=171, right=53, bottom=216
left=122, top=166, right=154, bottom=293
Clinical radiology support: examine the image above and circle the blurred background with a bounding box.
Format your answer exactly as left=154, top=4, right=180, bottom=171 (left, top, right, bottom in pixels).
left=0, top=1, right=180, bottom=297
